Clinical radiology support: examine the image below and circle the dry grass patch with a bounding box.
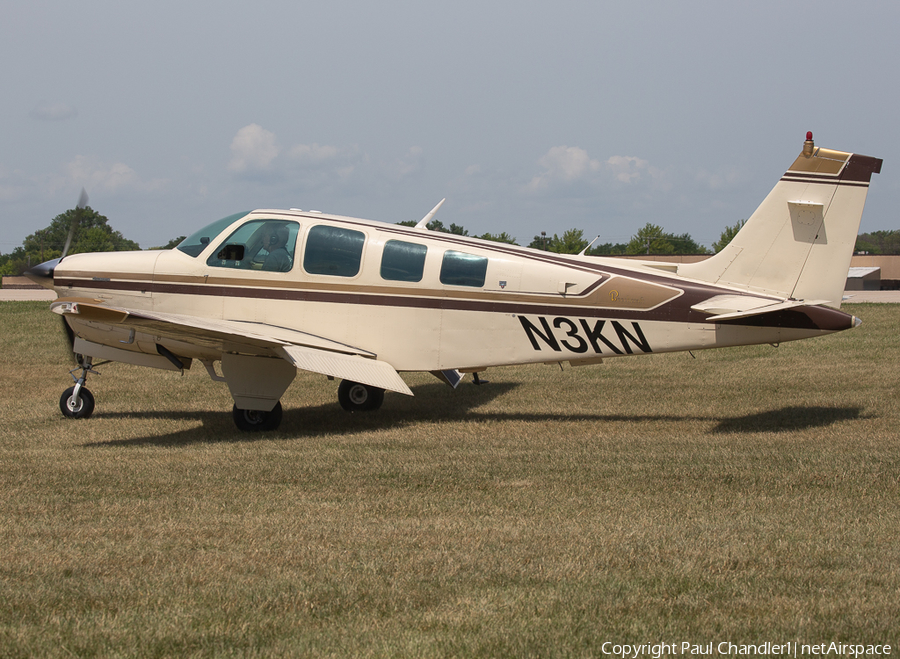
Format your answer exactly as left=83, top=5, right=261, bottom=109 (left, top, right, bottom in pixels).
left=1, top=302, right=898, bottom=656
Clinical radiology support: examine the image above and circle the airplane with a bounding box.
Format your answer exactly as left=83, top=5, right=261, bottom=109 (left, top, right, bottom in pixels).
left=25, top=132, right=882, bottom=431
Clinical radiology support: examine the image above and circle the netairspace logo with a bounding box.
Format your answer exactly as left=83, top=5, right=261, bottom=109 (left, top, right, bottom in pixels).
left=599, top=642, right=892, bottom=658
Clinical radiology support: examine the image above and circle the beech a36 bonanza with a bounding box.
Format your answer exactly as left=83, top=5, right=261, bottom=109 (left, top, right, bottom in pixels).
left=26, top=133, right=882, bottom=431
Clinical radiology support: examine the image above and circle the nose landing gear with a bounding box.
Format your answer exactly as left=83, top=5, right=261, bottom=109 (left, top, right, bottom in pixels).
left=59, top=356, right=101, bottom=419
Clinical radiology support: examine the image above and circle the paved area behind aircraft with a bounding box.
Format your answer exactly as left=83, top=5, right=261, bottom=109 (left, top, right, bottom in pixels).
left=0, top=289, right=58, bottom=301
left=841, top=291, right=900, bottom=303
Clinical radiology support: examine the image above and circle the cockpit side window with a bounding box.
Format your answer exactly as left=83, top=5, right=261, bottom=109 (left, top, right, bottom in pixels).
left=177, top=212, right=249, bottom=257
left=206, top=220, right=300, bottom=272
left=303, top=225, right=366, bottom=277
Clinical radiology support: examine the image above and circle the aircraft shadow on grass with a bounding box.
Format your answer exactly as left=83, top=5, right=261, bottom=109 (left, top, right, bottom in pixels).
left=80, top=382, right=868, bottom=448
left=709, top=405, right=867, bottom=434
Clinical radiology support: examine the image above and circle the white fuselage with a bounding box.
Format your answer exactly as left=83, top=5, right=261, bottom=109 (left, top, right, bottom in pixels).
left=52, top=210, right=851, bottom=375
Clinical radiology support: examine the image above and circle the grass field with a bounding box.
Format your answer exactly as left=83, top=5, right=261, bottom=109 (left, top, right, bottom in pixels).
left=1, top=301, right=898, bottom=657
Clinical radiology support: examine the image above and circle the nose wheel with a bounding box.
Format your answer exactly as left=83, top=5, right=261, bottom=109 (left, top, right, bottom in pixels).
left=59, top=357, right=101, bottom=419
left=60, top=385, right=95, bottom=418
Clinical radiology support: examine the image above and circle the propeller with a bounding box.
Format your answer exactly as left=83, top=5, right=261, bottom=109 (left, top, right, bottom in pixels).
left=58, top=189, right=90, bottom=364
left=24, top=188, right=89, bottom=288
left=61, top=187, right=89, bottom=259
left=23, top=189, right=89, bottom=363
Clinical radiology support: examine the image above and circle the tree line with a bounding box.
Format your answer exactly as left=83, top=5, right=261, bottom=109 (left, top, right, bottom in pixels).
left=0, top=207, right=140, bottom=276
left=855, top=230, right=900, bottom=255
left=400, top=218, right=741, bottom=256
left=1, top=206, right=895, bottom=277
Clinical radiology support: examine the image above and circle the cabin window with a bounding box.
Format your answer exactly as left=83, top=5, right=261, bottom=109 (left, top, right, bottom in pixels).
left=440, top=251, right=488, bottom=287
left=303, top=225, right=366, bottom=277
left=380, top=240, right=427, bottom=282
left=206, top=219, right=299, bottom=272
left=177, top=212, right=250, bottom=257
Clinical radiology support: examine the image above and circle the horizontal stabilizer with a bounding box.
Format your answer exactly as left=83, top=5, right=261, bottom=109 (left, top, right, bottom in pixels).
left=691, top=294, right=780, bottom=316
left=702, top=298, right=829, bottom=322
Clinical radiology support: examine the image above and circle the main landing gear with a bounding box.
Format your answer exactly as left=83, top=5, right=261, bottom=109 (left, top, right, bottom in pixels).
left=230, top=380, right=383, bottom=432
left=338, top=380, right=385, bottom=412
left=232, top=402, right=283, bottom=432
left=59, top=357, right=101, bottom=419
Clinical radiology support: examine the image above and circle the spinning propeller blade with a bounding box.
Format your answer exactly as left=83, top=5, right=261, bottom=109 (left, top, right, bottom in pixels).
left=61, top=188, right=89, bottom=259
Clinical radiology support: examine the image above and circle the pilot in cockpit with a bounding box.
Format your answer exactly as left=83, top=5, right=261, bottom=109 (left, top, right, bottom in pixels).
left=262, top=224, right=292, bottom=272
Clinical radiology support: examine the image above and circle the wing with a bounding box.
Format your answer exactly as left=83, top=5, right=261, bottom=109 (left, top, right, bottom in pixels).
left=51, top=298, right=413, bottom=396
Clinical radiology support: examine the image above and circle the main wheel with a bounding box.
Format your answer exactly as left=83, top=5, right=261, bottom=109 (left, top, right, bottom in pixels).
left=60, top=386, right=95, bottom=419
left=232, top=401, right=283, bottom=431
left=338, top=380, right=385, bottom=412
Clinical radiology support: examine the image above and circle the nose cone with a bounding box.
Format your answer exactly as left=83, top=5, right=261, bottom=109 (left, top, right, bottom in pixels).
left=24, top=258, right=61, bottom=289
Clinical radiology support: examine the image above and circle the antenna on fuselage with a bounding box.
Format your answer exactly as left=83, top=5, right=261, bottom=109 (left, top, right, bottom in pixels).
left=414, top=198, right=446, bottom=230
left=578, top=235, right=601, bottom=257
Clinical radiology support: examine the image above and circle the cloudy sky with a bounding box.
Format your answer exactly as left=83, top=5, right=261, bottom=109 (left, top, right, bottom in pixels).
left=1, top=0, right=896, bottom=253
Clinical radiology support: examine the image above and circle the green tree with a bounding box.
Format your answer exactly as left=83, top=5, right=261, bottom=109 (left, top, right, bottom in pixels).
left=712, top=220, right=746, bottom=253
left=548, top=229, right=590, bottom=254
left=624, top=223, right=710, bottom=255
left=477, top=232, right=518, bottom=245
left=855, top=229, right=900, bottom=255
left=586, top=242, right=628, bottom=256
left=395, top=220, right=468, bottom=235
left=668, top=232, right=711, bottom=255
left=151, top=236, right=187, bottom=250
left=626, top=223, right=675, bottom=255
left=854, top=235, right=880, bottom=254
left=0, top=248, right=28, bottom=276
left=1, top=206, right=139, bottom=276
left=526, top=229, right=589, bottom=254
left=527, top=234, right=551, bottom=250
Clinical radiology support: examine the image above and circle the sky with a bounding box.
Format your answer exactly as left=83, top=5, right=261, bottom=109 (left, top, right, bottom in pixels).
left=1, top=0, right=897, bottom=253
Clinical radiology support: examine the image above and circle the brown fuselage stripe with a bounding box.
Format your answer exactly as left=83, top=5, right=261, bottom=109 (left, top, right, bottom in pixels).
left=55, top=277, right=854, bottom=331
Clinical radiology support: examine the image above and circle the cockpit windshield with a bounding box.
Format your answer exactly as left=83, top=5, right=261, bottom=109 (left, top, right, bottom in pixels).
left=176, top=212, right=250, bottom=257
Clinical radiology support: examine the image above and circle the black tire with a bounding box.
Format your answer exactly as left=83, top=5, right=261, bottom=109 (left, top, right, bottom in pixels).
left=338, top=380, right=385, bottom=412
left=60, top=386, right=95, bottom=419
left=232, top=401, right=283, bottom=432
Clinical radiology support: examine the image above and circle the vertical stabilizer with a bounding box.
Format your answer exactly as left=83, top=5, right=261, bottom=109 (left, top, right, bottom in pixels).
left=680, top=134, right=882, bottom=307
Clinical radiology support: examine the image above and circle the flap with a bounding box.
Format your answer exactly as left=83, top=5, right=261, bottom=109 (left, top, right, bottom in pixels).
left=278, top=345, right=412, bottom=396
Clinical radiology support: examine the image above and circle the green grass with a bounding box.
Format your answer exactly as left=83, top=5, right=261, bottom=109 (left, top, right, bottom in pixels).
left=1, top=301, right=898, bottom=657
